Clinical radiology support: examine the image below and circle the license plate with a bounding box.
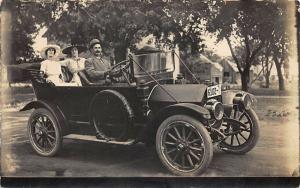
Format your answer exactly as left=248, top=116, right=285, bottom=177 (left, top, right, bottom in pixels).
left=207, top=84, right=221, bottom=98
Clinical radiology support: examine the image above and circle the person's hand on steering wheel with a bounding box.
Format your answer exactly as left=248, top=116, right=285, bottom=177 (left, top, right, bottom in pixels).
left=105, top=60, right=131, bottom=83
left=104, top=70, right=112, bottom=78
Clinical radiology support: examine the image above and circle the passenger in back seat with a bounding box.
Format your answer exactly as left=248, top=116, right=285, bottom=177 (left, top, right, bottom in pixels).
left=40, top=44, right=66, bottom=85
left=60, top=44, right=87, bottom=86
left=40, top=44, right=80, bottom=86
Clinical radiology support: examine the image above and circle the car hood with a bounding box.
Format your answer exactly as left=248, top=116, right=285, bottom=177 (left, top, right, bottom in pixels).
left=149, top=84, right=207, bottom=103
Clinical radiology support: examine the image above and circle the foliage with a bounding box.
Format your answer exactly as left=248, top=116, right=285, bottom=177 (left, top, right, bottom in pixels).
left=7, top=0, right=220, bottom=64
left=143, top=0, right=222, bottom=82
left=43, top=0, right=220, bottom=62
left=7, top=0, right=53, bottom=64
left=269, top=1, right=293, bottom=90
left=209, top=1, right=280, bottom=91
left=250, top=44, right=273, bottom=87
left=7, top=0, right=293, bottom=91
left=202, top=49, right=222, bottom=63
left=46, top=0, right=162, bottom=62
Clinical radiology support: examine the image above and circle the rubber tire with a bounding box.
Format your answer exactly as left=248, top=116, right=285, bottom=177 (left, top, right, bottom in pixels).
left=156, top=115, right=213, bottom=176
left=27, top=108, right=62, bottom=157
left=90, top=90, right=134, bottom=141
left=219, top=108, right=260, bottom=154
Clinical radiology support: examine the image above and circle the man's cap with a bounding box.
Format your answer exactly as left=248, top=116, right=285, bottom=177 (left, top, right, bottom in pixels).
left=89, top=39, right=101, bottom=49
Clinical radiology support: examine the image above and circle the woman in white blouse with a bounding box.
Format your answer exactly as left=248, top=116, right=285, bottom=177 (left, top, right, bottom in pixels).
left=61, top=45, right=86, bottom=86
left=40, top=44, right=65, bottom=85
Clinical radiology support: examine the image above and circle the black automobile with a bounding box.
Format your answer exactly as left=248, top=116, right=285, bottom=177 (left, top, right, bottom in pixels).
left=19, top=49, right=259, bottom=176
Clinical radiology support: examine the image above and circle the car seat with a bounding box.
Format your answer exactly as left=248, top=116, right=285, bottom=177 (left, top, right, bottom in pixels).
left=61, top=66, right=73, bottom=82
left=78, top=70, right=104, bottom=86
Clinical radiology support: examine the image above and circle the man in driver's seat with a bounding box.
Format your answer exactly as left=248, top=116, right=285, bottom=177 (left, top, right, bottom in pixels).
left=85, top=39, right=111, bottom=84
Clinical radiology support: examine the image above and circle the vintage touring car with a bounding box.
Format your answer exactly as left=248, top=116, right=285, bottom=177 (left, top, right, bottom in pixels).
left=18, top=49, right=259, bottom=176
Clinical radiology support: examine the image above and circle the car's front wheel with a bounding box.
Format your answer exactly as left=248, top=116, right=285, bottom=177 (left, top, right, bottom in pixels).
left=156, top=115, right=213, bottom=176
left=219, top=107, right=260, bottom=154
left=27, top=108, right=62, bottom=157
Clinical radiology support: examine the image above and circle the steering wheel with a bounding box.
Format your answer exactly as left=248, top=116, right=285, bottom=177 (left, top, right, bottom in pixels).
left=107, top=60, right=132, bottom=83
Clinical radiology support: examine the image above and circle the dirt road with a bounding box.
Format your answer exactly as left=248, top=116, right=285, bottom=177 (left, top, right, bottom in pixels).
left=1, top=97, right=298, bottom=177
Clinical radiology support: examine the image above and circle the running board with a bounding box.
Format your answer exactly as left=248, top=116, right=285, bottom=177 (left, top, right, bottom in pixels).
left=64, top=134, right=136, bottom=145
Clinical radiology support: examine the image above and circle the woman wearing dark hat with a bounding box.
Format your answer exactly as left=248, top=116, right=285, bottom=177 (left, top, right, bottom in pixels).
left=40, top=44, right=65, bottom=85
left=61, top=44, right=87, bottom=86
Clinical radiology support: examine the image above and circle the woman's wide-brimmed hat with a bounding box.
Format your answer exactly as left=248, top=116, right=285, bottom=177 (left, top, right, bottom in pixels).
left=40, top=44, right=61, bottom=59
left=62, top=44, right=87, bottom=55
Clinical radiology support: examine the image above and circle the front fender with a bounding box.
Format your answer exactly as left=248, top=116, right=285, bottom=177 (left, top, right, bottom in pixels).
left=140, top=103, right=210, bottom=144
left=20, top=100, right=69, bottom=135
left=152, top=103, right=211, bottom=123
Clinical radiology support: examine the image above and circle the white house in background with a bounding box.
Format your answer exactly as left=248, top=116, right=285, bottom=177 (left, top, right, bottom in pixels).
left=219, top=59, right=241, bottom=84
left=189, top=54, right=223, bottom=84
left=219, top=58, right=258, bottom=85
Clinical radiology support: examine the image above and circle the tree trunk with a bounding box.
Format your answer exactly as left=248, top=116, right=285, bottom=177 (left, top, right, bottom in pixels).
left=241, top=68, right=250, bottom=91
left=275, top=61, right=285, bottom=90
left=265, top=72, right=270, bottom=88
left=2, top=2, right=12, bottom=86
left=114, top=46, right=128, bottom=64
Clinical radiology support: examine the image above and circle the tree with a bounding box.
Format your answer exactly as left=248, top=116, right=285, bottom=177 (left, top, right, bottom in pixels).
left=145, top=0, right=221, bottom=82
left=45, top=0, right=155, bottom=63
left=3, top=0, right=56, bottom=84
left=272, top=37, right=288, bottom=91
left=209, top=1, right=278, bottom=91
left=251, top=44, right=273, bottom=88
left=6, top=0, right=54, bottom=64
left=8, top=0, right=217, bottom=68
left=44, top=0, right=219, bottom=67
left=203, top=49, right=222, bottom=63
left=260, top=46, right=273, bottom=88
left=269, top=2, right=293, bottom=91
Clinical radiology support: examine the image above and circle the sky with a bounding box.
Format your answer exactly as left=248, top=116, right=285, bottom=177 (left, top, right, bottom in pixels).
left=204, top=35, right=231, bottom=57
left=32, top=27, right=47, bottom=53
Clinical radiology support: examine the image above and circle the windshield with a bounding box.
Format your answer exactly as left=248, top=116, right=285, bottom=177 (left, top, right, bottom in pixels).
left=132, top=51, right=175, bottom=75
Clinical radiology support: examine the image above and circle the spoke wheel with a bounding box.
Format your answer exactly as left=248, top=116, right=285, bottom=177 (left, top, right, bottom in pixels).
left=28, top=108, right=62, bottom=156
left=219, top=107, right=260, bottom=154
left=156, top=115, right=213, bottom=176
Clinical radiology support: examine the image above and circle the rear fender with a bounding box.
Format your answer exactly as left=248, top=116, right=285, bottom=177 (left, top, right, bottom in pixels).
left=20, top=100, right=69, bottom=135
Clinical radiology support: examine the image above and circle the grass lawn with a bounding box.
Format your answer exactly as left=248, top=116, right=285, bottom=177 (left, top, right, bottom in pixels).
left=248, top=80, right=297, bottom=96
left=249, top=87, right=291, bottom=96
left=1, top=85, right=35, bottom=108
left=253, top=97, right=298, bottom=120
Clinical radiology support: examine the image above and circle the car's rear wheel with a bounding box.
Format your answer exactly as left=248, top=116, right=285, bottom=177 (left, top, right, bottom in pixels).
left=27, top=108, right=62, bottom=156
left=219, top=107, right=260, bottom=154
left=156, top=115, right=213, bottom=176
